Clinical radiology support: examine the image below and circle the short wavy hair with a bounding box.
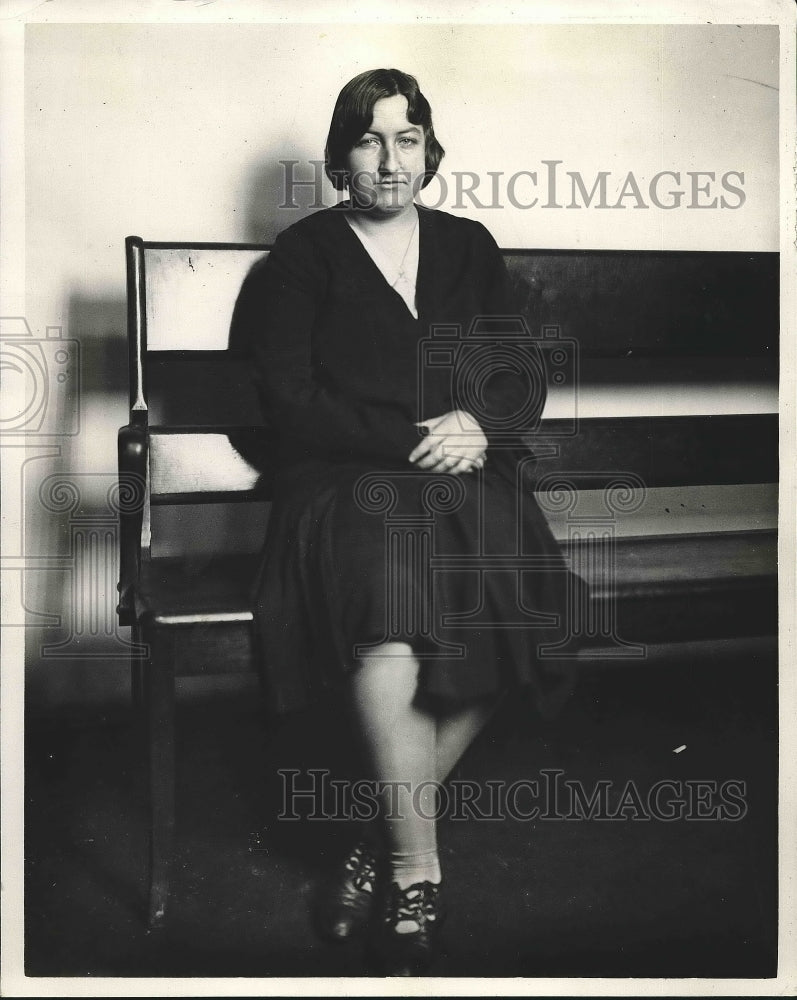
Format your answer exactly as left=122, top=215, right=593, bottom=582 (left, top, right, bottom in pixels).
left=324, top=68, right=445, bottom=192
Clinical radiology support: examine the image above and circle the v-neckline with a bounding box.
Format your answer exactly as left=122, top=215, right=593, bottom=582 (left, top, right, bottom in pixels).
left=337, top=204, right=430, bottom=324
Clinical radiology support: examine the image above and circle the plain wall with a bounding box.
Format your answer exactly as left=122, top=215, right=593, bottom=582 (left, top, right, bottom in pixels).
left=19, top=22, right=779, bottom=712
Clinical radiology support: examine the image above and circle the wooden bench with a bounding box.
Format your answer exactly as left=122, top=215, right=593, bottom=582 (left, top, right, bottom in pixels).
left=118, top=236, right=778, bottom=927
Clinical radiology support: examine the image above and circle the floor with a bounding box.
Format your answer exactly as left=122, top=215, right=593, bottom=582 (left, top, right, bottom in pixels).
left=25, top=640, right=778, bottom=980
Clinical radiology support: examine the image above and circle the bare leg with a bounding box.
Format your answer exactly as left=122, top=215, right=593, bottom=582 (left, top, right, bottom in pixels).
left=345, top=645, right=505, bottom=954
left=348, top=642, right=504, bottom=889
left=435, top=695, right=504, bottom=783
left=349, top=644, right=440, bottom=903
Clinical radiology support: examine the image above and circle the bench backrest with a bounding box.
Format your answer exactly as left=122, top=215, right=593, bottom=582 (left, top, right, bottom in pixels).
left=124, top=236, right=778, bottom=559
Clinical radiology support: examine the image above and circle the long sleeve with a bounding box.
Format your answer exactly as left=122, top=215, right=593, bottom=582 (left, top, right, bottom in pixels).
left=240, top=224, right=421, bottom=465
left=459, top=224, right=548, bottom=443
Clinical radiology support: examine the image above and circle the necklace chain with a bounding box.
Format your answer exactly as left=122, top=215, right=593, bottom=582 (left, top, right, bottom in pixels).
left=395, top=222, right=416, bottom=281
left=350, top=210, right=418, bottom=285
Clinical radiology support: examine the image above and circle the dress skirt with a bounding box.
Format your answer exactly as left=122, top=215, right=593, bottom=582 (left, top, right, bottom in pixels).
left=251, top=455, right=577, bottom=717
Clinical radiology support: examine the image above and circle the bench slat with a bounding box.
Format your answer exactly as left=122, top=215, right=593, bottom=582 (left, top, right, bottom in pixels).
left=530, top=413, right=777, bottom=487
left=146, top=413, right=777, bottom=500
left=503, top=249, right=778, bottom=358
left=570, top=530, right=776, bottom=593
left=139, top=245, right=778, bottom=359
left=541, top=483, right=776, bottom=541
left=145, top=247, right=268, bottom=352
left=144, top=352, right=776, bottom=427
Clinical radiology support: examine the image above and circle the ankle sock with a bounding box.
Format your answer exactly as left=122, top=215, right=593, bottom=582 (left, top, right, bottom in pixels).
left=389, top=849, right=441, bottom=934
left=389, top=848, right=442, bottom=890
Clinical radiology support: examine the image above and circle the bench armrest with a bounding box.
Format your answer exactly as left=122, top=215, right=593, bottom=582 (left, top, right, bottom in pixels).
left=117, top=420, right=148, bottom=625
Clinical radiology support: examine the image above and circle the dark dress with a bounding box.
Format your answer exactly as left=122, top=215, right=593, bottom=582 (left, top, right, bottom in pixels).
left=240, top=205, right=575, bottom=716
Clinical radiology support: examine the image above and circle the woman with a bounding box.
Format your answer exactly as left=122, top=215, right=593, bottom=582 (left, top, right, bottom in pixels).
left=242, top=69, right=573, bottom=975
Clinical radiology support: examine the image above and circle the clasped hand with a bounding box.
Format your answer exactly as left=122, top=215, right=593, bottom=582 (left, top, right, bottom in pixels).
left=408, top=410, right=488, bottom=475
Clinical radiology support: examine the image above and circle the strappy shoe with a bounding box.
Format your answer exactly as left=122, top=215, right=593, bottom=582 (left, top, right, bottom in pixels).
left=368, top=880, right=445, bottom=976
left=313, top=840, right=381, bottom=942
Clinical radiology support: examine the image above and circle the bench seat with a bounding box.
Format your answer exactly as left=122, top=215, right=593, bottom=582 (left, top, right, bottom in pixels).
left=133, top=520, right=776, bottom=673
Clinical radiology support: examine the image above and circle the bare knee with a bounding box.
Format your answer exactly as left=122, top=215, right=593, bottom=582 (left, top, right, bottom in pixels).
left=352, top=643, right=420, bottom=693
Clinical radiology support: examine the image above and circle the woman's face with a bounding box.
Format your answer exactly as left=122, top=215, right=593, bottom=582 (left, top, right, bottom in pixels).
left=345, top=94, right=427, bottom=217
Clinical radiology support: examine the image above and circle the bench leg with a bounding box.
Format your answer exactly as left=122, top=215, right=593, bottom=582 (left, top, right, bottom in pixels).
left=130, top=623, right=145, bottom=712
left=143, top=627, right=176, bottom=929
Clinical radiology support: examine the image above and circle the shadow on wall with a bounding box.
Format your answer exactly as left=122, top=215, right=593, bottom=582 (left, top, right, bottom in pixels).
left=23, top=294, right=131, bottom=716
left=24, top=147, right=307, bottom=716
left=242, top=146, right=333, bottom=244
